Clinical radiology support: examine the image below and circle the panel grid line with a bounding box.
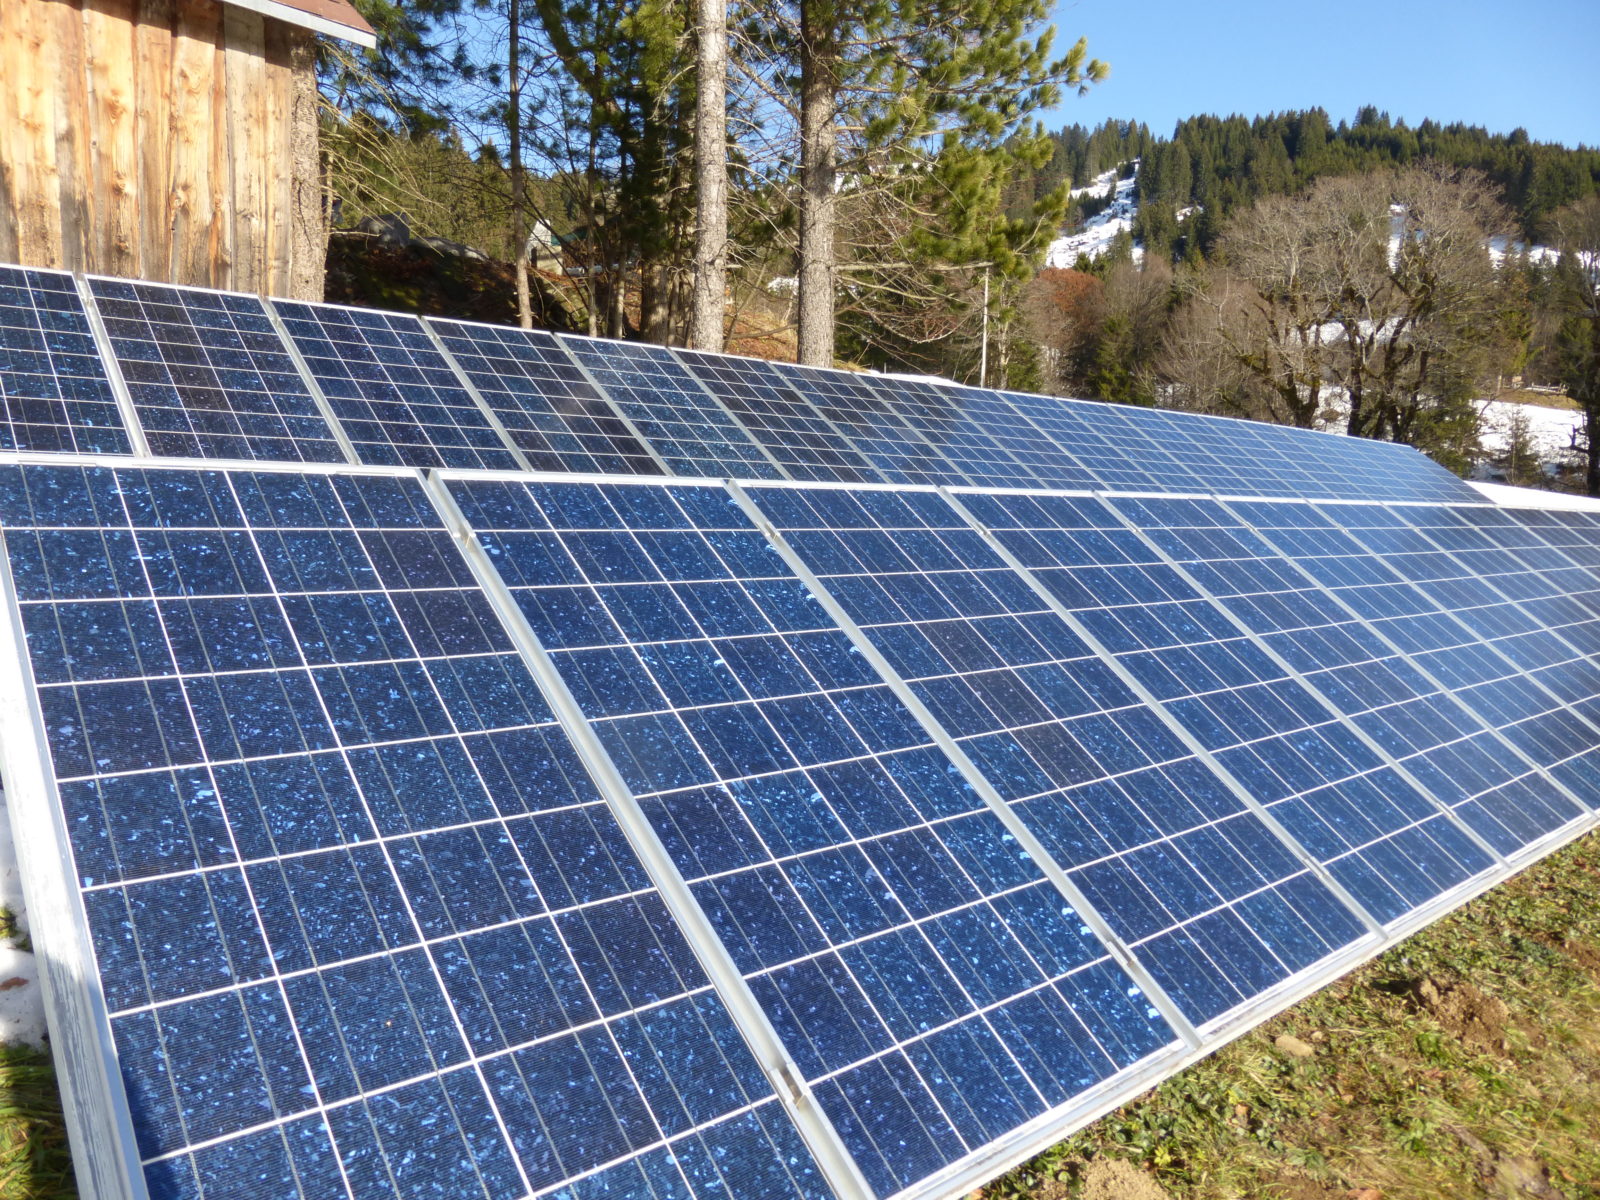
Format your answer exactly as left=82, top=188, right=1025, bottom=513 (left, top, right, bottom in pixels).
left=423, top=472, right=876, bottom=1200
left=935, top=491, right=1389, bottom=943
left=1095, top=496, right=1513, bottom=875
left=726, top=481, right=1203, bottom=1051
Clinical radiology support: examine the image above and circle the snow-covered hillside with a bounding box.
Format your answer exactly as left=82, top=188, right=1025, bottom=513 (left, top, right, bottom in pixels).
left=1045, top=167, right=1142, bottom=267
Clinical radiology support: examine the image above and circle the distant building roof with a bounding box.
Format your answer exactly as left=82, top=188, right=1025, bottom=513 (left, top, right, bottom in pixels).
left=227, top=0, right=377, bottom=48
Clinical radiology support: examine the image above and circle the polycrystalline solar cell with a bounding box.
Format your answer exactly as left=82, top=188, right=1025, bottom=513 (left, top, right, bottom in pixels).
left=998, top=393, right=1171, bottom=493
left=751, top=484, right=1365, bottom=1026
left=1173, top=499, right=1585, bottom=855
left=861, top=378, right=1041, bottom=488
left=772, top=363, right=968, bottom=486
left=447, top=475, right=1176, bottom=1199
left=938, top=386, right=1107, bottom=491
left=674, top=350, right=881, bottom=484
left=89, top=279, right=347, bottom=464
left=969, top=491, right=1496, bottom=928
left=0, top=462, right=828, bottom=1200
left=0, top=266, right=132, bottom=455
left=428, top=319, right=660, bottom=476
left=557, top=338, right=782, bottom=480
left=1303, top=502, right=1600, bottom=802
left=274, top=302, right=522, bottom=471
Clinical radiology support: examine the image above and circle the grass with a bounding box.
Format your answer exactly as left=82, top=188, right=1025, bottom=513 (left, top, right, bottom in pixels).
left=1, top=836, right=1598, bottom=1200
left=985, top=831, right=1600, bottom=1200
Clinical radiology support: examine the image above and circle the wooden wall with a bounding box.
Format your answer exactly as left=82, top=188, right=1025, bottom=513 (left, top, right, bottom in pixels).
left=0, top=0, right=324, bottom=299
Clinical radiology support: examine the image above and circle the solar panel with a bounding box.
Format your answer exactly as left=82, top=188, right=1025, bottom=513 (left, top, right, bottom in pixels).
left=443, top=474, right=1178, bottom=1198
left=920, top=384, right=1104, bottom=491
left=962, top=491, right=1498, bottom=928
left=0, top=266, right=133, bottom=455
left=0, top=461, right=835, bottom=1200
left=429, top=319, right=663, bottom=476
left=771, top=364, right=966, bottom=486
left=748, top=483, right=1368, bottom=1026
left=557, top=338, right=784, bottom=479
left=1155, top=498, right=1587, bottom=855
left=674, top=350, right=883, bottom=483
left=87, top=278, right=349, bottom=464
left=859, top=378, right=1042, bottom=488
left=1296, top=502, right=1600, bottom=799
left=997, top=393, right=1170, bottom=493
left=9, top=259, right=1600, bottom=1200
left=274, top=302, right=524, bottom=471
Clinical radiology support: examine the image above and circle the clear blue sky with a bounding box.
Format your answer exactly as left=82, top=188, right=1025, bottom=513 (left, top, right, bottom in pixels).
left=1047, top=0, right=1599, bottom=149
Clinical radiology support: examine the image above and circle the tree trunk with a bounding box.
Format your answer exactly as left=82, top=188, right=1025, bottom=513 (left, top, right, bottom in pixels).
left=796, top=0, right=837, bottom=366
left=688, top=0, right=728, bottom=351
left=509, top=0, right=531, bottom=328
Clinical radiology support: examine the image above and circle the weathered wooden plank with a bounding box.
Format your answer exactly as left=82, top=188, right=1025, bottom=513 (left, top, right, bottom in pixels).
left=206, top=0, right=232, bottom=285
left=168, top=0, right=221, bottom=285
left=286, top=26, right=324, bottom=299
left=50, top=0, right=94, bottom=272
left=135, top=0, right=176, bottom=280
left=0, top=0, right=26, bottom=264
left=4, top=0, right=68, bottom=268
left=223, top=4, right=267, bottom=292
left=82, top=0, right=141, bottom=278
left=262, top=18, right=294, bottom=296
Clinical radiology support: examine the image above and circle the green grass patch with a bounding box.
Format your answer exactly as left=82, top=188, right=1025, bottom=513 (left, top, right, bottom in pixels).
left=0, top=1044, right=72, bottom=1200
left=987, top=832, right=1600, bottom=1200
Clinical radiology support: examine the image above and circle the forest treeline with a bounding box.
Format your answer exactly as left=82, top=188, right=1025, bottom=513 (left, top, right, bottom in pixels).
left=1010, top=109, right=1600, bottom=262
left=317, top=4, right=1600, bottom=493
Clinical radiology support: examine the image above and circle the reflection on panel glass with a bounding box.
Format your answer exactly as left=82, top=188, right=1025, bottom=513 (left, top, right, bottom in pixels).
left=559, top=338, right=782, bottom=479
left=676, top=351, right=881, bottom=483
left=90, top=279, right=346, bottom=463
left=431, top=319, right=661, bottom=475
left=753, top=484, right=1366, bottom=1025
left=1281, top=500, right=1600, bottom=809
left=0, top=463, right=827, bottom=1200
left=276, top=303, right=521, bottom=471
left=449, top=475, right=1177, bottom=1198
left=855, top=377, right=1039, bottom=488
left=1172, top=499, right=1584, bottom=853
left=0, top=266, right=131, bottom=455
left=965, top=491, right=1497, bottom=927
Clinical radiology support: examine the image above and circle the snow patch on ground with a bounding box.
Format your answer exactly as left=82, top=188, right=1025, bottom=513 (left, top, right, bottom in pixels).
left=0, top=789, right=47, bottom=1049
left=1476, top=399, right=1582, bottom=458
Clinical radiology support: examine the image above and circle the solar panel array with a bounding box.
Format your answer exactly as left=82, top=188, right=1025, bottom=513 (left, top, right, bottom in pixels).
left=0, top=265, right=1595, bottom=1200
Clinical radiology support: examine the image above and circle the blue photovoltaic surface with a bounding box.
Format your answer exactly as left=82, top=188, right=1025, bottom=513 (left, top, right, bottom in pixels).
left=859, top=378, right=1040, bottom=489
left=274, top=303, right=522, bottom=471
left=447, top=475, right=1177, bottom=1199
left=558, top=338, right=782, bottom=480
left=998, top=394, right=1171, bottom=494
left=965, top=491, right=1497, bottom=928
left=1292, top=502, right=1600, bottom=804
left=774, top=365, right=967, bottom=487
left=1168, top=499, right=1585, bottom=855
left=751, top=484, right=1366, bottom=1026
left=0, top=462, right=830, bottom=1200
left=675, top=350, right=883, bottom=484
left=996, top=391, right=1485, bottom=504
left=428, top=320, right=661, bottom=476
left=0, top=266, right=131, bottom=455
left=89, top=279, right=347, bottom=464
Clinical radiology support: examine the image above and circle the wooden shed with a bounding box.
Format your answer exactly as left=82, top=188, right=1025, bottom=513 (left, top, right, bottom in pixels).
left=0, top=0, right=374, bottom=300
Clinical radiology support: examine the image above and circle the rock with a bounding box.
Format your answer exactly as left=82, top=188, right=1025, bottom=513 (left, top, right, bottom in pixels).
left=1275, top=1033, right=1316, bottom=1058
